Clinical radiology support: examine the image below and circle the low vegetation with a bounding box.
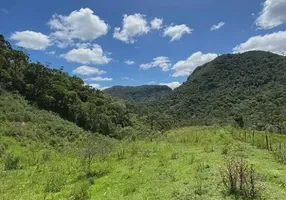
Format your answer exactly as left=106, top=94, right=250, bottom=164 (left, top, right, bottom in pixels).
left=2, top=108, right=286, bottom=200
left=0, top=35, right=133, bottom=136
left=104, top=85, right=172, bottom=103
left=1, top=34, right=286, bottom=200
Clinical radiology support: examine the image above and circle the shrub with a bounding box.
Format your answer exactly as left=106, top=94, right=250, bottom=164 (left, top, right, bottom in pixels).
left=44, top=174, right=65, bottom=193
left=130, top=145, right=138, bottom=156
left=117, top=149, right=125, bottom=160
left=114, top=126, right=136, bottom=140
left=42, top=151, right=51, bottom=162
left=171, top=152, right=179, bottom=160
left=0, top=142, right=7, bottom=157
left=221, top=158, right=257, bottom=199
left=194, top=180, right=205, bottom=196
left=4, top=153, right=20, bottom=170
left=221, top=145, right=229, bottom=155
left=189, top=154, right=196, bottom=165
left=85, top=168, right=109, bottom=184
left=81, top=136, right=111, bottom=173
left=70, top=181, right=90, bottom=200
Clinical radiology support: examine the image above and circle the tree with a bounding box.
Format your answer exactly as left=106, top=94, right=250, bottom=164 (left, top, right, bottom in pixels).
left=82, top=136, right=110, bottom=175
left=234, top=116, right=244, bottom=129
left=0, top=35, right=133, bottom=137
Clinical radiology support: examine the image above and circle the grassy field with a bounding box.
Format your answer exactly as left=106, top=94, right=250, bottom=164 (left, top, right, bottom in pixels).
left=2, top=125, right=286, bottom=200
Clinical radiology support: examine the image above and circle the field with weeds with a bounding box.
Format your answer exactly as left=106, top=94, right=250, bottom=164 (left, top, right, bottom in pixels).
left=2, top=125, right=286, bottom=199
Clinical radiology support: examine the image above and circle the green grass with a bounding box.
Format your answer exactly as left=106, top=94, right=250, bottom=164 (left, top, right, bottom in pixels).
left=1, top=92, right=286, bottom=199
left=2, top=126, right=286, bottom=199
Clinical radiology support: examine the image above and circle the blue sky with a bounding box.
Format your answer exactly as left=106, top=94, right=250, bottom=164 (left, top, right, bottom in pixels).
left=1, top=0, right=286, bottom=90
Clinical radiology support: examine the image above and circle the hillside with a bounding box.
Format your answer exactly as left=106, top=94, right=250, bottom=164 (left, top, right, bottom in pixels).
left=2, top=94, right=286, bottom=200
left=2, top=34, right=286, bottom=199
left=0, top=35, right=133, bottom=136
left=151, top=51, right=286, bottom=131
left=104, top=85, right=172, bottom=103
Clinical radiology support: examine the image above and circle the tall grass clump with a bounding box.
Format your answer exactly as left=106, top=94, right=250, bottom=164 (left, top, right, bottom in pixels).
left=44, top=174, right=65, bottom=193
left=221, top=158, right=257, bottom=199
left=4, top=153, right=20, bottom=170
left=70, top=181, right=90, bottom=200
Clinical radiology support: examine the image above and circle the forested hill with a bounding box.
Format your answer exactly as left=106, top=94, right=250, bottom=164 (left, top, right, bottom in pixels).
left=150, top=51, right=286, bottom=131
left=104, top=85, right=172, bottom=103
left=0, top=35, right=132, bottom=136
left=2, top=31, right=286, bottom=134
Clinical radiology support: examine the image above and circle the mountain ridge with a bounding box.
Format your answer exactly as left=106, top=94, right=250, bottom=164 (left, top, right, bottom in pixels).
left=105, top=51, right=286, bottom=132
left=104, top=85, right=172, bottom=103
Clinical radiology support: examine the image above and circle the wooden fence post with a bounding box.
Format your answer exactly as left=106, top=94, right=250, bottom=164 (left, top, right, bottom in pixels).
left=265, top=133, right=269, bottom=150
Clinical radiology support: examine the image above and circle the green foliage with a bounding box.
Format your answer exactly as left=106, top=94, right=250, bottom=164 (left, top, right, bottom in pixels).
left=81, top=135, right=111, bottom=173
left=0, top=35, right=132, bottom=136
left=70, top=181, right=90, bottom=200
left=41, top=151, right=51, bottom=162
left=145, top=51, right=286, bottom=131
left=104, top=85, right=172, bottom=103
left=44, top=174, right=65, bottom=193
left=3, top=152, right=19, bottom=170
left=221, top=158, right=257, bottom=199
left=116, top=148, right=126, bottom=160
left=0, top=141, right=7, bottom=157
left=0, top=92, right=87, bottom=143
left=2, top=126, right=286, bottom=199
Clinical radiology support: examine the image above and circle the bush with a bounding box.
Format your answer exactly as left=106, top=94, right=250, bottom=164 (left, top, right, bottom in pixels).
left=221, top=145, right=229, bottom=155
left=85, top=168, right=109, bottom=184
left=0, top=142, right=7, bottom=157
left=221, top=158, right=257, bottom=199
left=171, top=152, right=179, bottom=160
left=114, top=126, right=136, bottom=140
left=4, top=153, right=20, bottom=170
left=42, top=151, right=51, bottom=162
left=117, top=149, right=125, bottom=160
left=44, top=174, right=65, bottom=193
left=70, top=181, right=90, bottom=200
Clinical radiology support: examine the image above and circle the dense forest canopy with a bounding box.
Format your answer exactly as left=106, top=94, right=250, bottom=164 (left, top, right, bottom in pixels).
left=147, top=51, right=286, bottom=132
left=1, top=33, right=286, bottom=135
left=0, top=35, right=132, bottom=136
left=103, top=51, right=286, bottom=133
left=104, top=85, right=172, bottom=103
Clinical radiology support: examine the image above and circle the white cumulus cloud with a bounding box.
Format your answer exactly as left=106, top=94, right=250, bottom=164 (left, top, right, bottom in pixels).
left=172, top=52, right=218, bottom=77
left=159, top=82, right=182, bottom=90
left=48, top=8, right=109, bottom=46
left=87, top=83, right=109, bottom=90
left=124, top=60, right=135, bottom=65
left=45, top=51, right=56, bottom=55
left=256, top=0, right=286, bottom=29
left=84, top=77, right=112, bottom=81
left=147, top=81, right=156, bottom=85
left=10, top=31, right=51, bottom=50
left=122, top=77, right=133, bottom=80
left=150, top=18, right=163, bottom=30
left=73, top=65, right=106, bottom=76
left=210, top=22, right=225, bottom=31
left=140, top=57, right=171, bottom=71
left=64, top=44, right=111, bottom=64
left=163, top=24, right=193, bottom=42
left=233, top=31, right=286, bottom=55
left=113, top=13, right=150, bottom=43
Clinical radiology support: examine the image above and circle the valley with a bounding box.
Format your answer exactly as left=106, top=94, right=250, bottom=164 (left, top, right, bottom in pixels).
left=1, top=34, right=286, bottom=200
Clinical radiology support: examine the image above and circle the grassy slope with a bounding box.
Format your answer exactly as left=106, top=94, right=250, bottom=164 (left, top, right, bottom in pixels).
left=2, top=125, right=286, bottom=199
left=1, top=93, right=286, bottom=199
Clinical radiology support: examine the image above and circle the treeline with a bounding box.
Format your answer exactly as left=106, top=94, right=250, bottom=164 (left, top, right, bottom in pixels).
left=0, top=35, right=131, bottom=136
left=152, top=51, right=286, bottom=132
left=104, top=85, right=172, bottom=103
left=109, top=51, right=286, bottom=133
